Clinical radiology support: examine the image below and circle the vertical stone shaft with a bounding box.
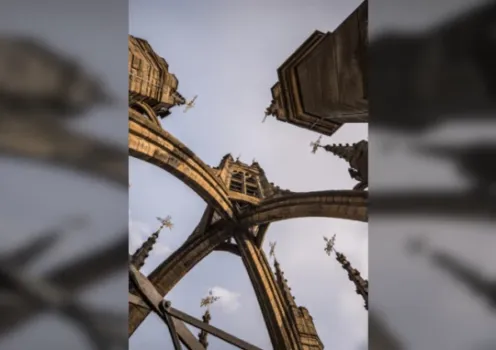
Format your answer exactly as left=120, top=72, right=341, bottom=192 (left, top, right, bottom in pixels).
left=274, top=259, right=298, bottom=309
left=130, top=228, right=161, bottom=270
left=335, top=251, right=368, bottom=309
left=274, top=259, right=324, bottom=349
left=234, top=230, right=301, bottom=350
left=198, top=310, right=211, bottom=348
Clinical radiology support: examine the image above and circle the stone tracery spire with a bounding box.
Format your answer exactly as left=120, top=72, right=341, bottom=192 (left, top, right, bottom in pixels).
left=130, top=216, right=172, bottom=270
left=315, top=140, right=368, bottom=189
left=323, top=143, right=356, bottom=163
left=198, top=309, right=211, bottom=348
left=326, top=235, right=368, bottom=310
left=273, top=258, right=324, bottom=349
left=274, top=258, right=298, bottom=308
left=334, top=250, right=369, bottom=310
left=130, top=228, right=161, bottom=270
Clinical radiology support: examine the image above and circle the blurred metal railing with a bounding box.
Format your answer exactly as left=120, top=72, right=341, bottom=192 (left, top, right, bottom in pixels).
left=0, top=36, right=127, bottom=349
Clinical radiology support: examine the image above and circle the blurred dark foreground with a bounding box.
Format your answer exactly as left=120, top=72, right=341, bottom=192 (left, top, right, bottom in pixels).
left=0, top=36, right=128, bottom=349
left=370, top=1, right=496, bottom=349
left=0, top=2, right=128, bottom=349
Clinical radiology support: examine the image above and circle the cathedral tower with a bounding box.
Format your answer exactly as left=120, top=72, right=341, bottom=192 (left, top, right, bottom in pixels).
left=214, top=154, right=278, bottom=200
left=128, top=35, right=186, bottom=121
left=130, top=217, right=172, bottom=270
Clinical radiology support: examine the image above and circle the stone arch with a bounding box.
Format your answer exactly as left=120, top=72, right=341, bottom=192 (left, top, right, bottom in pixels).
left=214, top=241, right=240, bottom=256
left=128, top=113, right=368, bottom=347
left=129, top=189, right=367, bottom=337
left=239, top=190, right=368, bottom=225
left=129, top=109, right=235, bottom=220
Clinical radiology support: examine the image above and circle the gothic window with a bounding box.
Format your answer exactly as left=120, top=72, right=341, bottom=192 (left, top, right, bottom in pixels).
left=246, top=185, right=259, bottom=197
left=246, top=175, right=257, bottom=185
left=230, top=182, right=243, bottom=193
left=232, top=172, right=243, bottom=181
left=245, top=175, right=260, bottom=197
left=229, top=171, right=243, bottom=193
left=229, top=171, right=260, bottom=197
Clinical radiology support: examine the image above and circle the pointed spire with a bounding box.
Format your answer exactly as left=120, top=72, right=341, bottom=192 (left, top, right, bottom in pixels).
left=269, top=241, right=277, bottom=259
left=323, top=143, right=356, bottom=163
left=130, top=216, right=173, bottom=270
left=198, top=309, right=211, bottom=348
left=322, top=140, right=368, bottom=188
left=335, top=250, right=369, bottom=309
left=273, top=257, right=324, bottom=349
left=273, top=258, right=298, bottom=308
left=198, top=289, right=220, bottom=348
left=325, top=234, right=368, bottom=309
left=130, top=228, right=161, bottom=270
left=270, top=242, right=297, bottom=308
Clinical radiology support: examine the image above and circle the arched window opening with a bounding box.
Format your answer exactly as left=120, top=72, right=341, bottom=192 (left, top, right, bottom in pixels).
left=229, top=171, right=244, bottom=193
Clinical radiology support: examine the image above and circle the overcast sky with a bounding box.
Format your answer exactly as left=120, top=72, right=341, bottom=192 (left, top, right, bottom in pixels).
left=128, top=0, right=368, bottom=349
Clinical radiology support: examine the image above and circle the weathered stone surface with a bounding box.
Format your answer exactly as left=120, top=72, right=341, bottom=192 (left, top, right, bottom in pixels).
left=129, top=109, right=235, bottom=220
left=323, top=140, right=368, bottom=188
left=128, top=123, right=368, bottom=344
left=240, top=190, right=368, bottom=224
left=266, top=1, right=368, bottom=136
left=129, top=35, right=185, bottom=120
left=128, top=25, right=369, bottom=347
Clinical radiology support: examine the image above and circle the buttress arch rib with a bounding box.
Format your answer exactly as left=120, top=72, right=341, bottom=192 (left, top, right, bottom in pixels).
left=240, top=190, right=368, bottom=225
left=129, top=109, right=235, bottom=220
left=129, top=190, right=368, bottom=336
